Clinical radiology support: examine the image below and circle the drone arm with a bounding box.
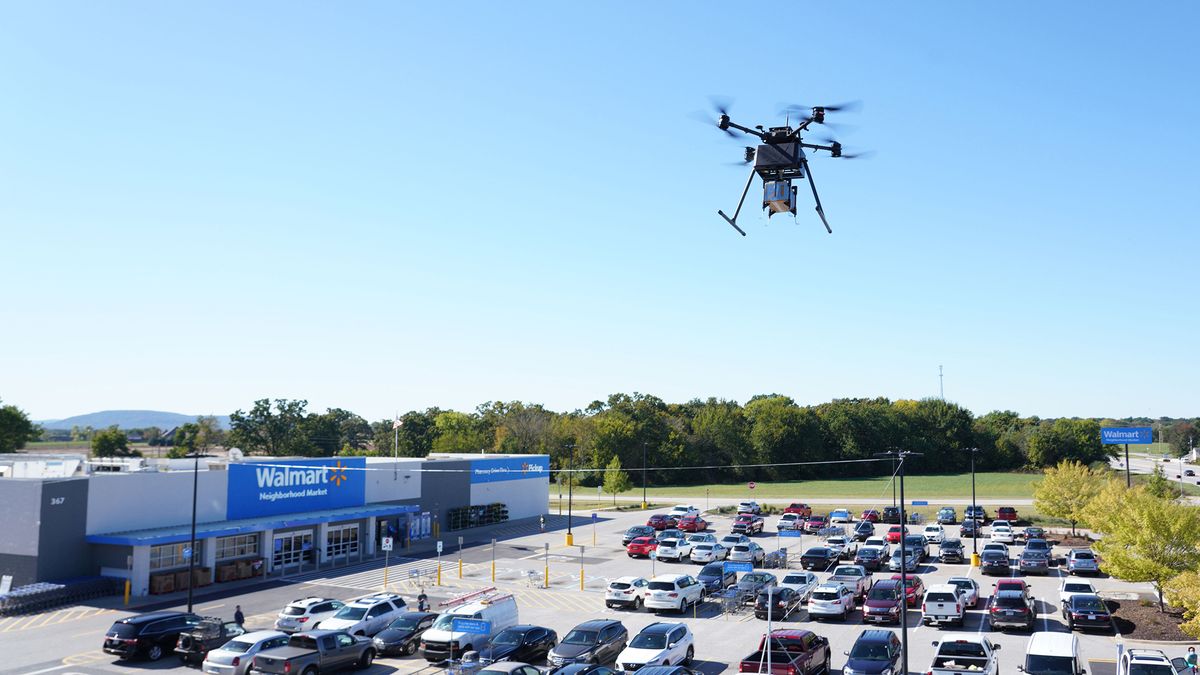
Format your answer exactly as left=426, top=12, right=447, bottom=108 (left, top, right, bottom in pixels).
left=718, top=167, right=756, bottom=236
left=801, top=157, right=833, bottom=233
left=723, top=120, right=768, bottom=140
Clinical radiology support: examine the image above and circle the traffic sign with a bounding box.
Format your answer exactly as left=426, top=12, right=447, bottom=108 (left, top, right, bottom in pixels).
left=437, top=541, right=443, bottom=554
left=779, top=529, right=803, bottom=538
left=381, top=537, right=394, bottom=551
left=451, top=618, right=492, bottom=634
left=911, top=500, right=928, bottom=506
left=591, top=512, right=598, bottom=522
left=748, top=481, right=756, bottom=490
left=182, top=547, right=192, bottom=560
left=1101, top=427, right=1153, bottom=445
left=724, top=561, right=754, bottom=573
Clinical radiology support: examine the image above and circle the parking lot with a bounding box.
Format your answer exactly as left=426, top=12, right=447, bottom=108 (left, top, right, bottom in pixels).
left=0, top=504, right=1177, bottom=675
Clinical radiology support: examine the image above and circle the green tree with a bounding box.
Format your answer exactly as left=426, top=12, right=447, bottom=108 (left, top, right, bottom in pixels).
left=0, top=399, right=40, bottom=453
left=1144, top=463, right=1176, bottom=499
left=1033, top=460, right=1103, bottom=535
left=430, top=411, right=491, bottom=454
left=92, top=426, right=139, bottom=457
left=1028, top=419, right=1110, bottom=467
left=1091, top=489, right=1200, bottom=610
left=228, top=398, right=312, bottom=456
left=195, top=415, right=226, bottom=452
left=1164, top=571, right=1200, bottom=639
left=602, top=456, right=632, bottom=504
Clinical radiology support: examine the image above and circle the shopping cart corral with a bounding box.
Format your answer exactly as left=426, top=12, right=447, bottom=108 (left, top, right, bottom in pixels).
left=0, top=576, right=123, bottom=616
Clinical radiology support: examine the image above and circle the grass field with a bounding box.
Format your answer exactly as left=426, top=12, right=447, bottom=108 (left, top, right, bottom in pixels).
left=613, top=472, right=1041, bottom=500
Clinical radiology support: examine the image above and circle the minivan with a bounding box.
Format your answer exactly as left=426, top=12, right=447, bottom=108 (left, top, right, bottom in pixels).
left=1021, top=631, right=1083, bottom=675
left=419, top=592, right=518, bottom=662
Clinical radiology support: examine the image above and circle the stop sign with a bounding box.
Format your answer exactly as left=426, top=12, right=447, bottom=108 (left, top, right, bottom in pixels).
left=748, top=481, right=756, bottom=490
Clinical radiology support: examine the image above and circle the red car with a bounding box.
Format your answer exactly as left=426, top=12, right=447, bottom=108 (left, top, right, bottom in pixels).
left=994, top=578, right=1031, bottom=598
left=997, top=507, right=1019, bottom=523
left=647, top=514, right=678, bottom=530
left=677, top=514, right=708, bottom=532
left=626, top=536, right=658, bottom=558
left=860, top=509, right=881, bottom=523
left=804, top=515, right=828, bottom=533
left=785, top=503, right=813, bottom=517
left=885, top=525, right=908, bottom=544
left=889, top=574, right=926, bottom=607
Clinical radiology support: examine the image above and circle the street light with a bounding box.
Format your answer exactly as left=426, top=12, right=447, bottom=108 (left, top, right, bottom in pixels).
left=565, top=444, right=575, bottom=546
left=965, top=447, right=981, bottom=557
left=186, top=449, right=199, bottom=613
left=642, top=442, right=648, bottom=510
left=875, top=449, right=922, bottom=675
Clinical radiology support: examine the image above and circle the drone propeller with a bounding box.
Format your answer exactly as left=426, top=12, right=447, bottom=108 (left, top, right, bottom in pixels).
left=781, top=100, right=863, bottom=126
left=813, top=136, right=873, bottom=160
left=689, top=96, right=742, bottom=138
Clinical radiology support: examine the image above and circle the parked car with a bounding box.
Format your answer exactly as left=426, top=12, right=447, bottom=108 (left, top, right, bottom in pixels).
left=1117, top=649, right=1185, bottom=675
left=785, top=503, right=814, bottom=517
left=720, top=534, right=750, bottom=548
left=982, top=542, right=1010, bottom=557
left=997, top=507, right=1019, bottom=523
left=937, top=507, right=957, bottom=524
left=830, top=509, right=853, bottom=524
left=102, top=611, right=201, bottom=661
left=1020, top=526, right=1046, bottom=542
left=644, top=575, right=704, bottom=613
left=371, top=612, right=438, bottom=657
left=606, top=576, right=650, bottom=609
left=201, top=630, right=288, bottom=675
left=737, top=501, right=762, bottom=515
left=922, top=524, right=946, bottom=544
left=854, top=546, right=886, bottom=571
left=738, top=629, right=829, bottom=675
left=668, top=505, right=700, bottom=520
left=655, top=538, right=693, bottom=563
left=1058, top=580, right=1097, bottom=607
left=480, top=663, right=546, bottom=675
left=829, top=565, right=873, bottom=602
left=627, top=536, right=659, bottom=558
left=734, top=571, right=778, bottom=602
left=250, top=630, right=377, bottom=674
left=274, top=597, right=346, bottom=634
left=946, top=576, right=980, bottom=608
left=677, top=515, right=708, bottom=532
left=546, top=664, right=618, bottom=675
left=881, top=507, right=902, bottom=524
left=989, top=525, right=1015, bottom=544
left=860, top=509, right=881, bottom=523
left=778, top=571, right=819, bottom=602
left=921, top=584, right=967, bottom=628
left=826, top=536, right=857, bottom=560
left=994, top=578, right=1031, bottom=598
left=842, top=629, right=902, bottom=675
left=754, top=587, right=803, bottom=620
left=1186, top=469, right=1196, bottom=477
left=885, top=525, right=907, bottom=544
left=174, top=616, right=246, bottom=665
left=889, top=574, right=926, bottom=607
left=804, top=515, right=829, bottom=533
left=800, top=546, right=838, bottom=570
left=861, top=580, right=904, bottom=624
left=729, top=542, right=766, bottom=565
left=965, top=505, right=988, bottom=521
left=696, top=562, right=736, bottom=592
left=852, top=521, right=875, bottom=541
left=1066, top=549, right=1100, bottom=575
left=1025, top=538, right=1052, bottom=554
left=689, top=543, right=727, bottom=563
left=686, top=532, right=717, bottom=546
left=776, top=513, right=804, bottom=531
left=616, top=622, right=693, bottom=671
left=988, top=590, right=1036, bottom=632
left=1019, top=550, right=1051, bottom=576
left=732, top=514, right=766, bottom=536
left=887, top=547, right=921, bottom=573
left=808, top=582, right=855, bottom=621
left=980, top=550, right=1010, bottom=576
left=648, top=514, right=679, bottom=531
left=1061, top=594, right=1113, bottom=632
left=960, top=520, right=983, bottom=538
left=928, top=634, right=1000, bottom=675
left=478, top=625, right=558, bottom=665
left=420, top=592, right=519, bottom=662
left=938, top=539, right=965, bottom=564
left=548, top=620, right=628, bottom=668
left=624, top=526, right=657, bottom=546
left=903, top=534, right=929, bottom=561
left=655, top=528, right=685, bottom=543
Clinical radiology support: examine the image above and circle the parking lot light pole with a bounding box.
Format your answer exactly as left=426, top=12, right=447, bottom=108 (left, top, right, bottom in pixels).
left=186, top=450, right=199, bottom=613
left=966, top=447, right=980, bottom=558
left=875, top=449, right=922, bottom=675
left=642, top=442, right=648, bottom=510
left=566, top=445, right=575, bottom=546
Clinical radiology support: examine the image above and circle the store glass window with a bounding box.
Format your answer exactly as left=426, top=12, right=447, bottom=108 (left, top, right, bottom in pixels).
left=272, top=531, right=314, bottom=568
left=326, top=524, right=360, bottom=559
left=150, top=542, right=203, bottom=570
left=216, top=534, right=260, bottom=561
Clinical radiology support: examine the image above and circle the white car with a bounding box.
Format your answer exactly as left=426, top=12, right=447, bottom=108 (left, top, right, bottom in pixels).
left=807, top=582, right=855, bottom=621
left=274, top=597, right=346, bottom=633
left=668, top=505, right=700, bottom=520
left=606, top=576, right=650, bottom=610
left=737, top=500, right=761, bottom=515
left=922, top=524, right=945, bottom=543
left=317, top=593, right=407, bottom=636
left=982, top=542, right=1010, bottom=556
left=655, top=538, right=694, bottom=563
left=686, top=532, right=717, bottom=545
left=689, top=543, right=727, bottom=563
left=720, top=534, right=749, bottom=548
left=829, top=509, right=853, bottom=524
left=1059, top=580, right=1098, bottom=607
left=616, top=621, right=694, bottom=671
left=826, top=536, right=855, bottom=559
left=776, top=513, right=803, bottom=531
left=728, top=542, right=766, bottom=565
left=644, top=574, right=704, bottom=613
left=201, top=630, right=290, bottom=675
left=1118, top=649, right=1185, bottom=675
left=990, top=526, right=1014, bottom=544
left=863, top=536, right=887, bottom=550
left=778, top=571, right=819, bottom=602
left=946, top=576, right=980, bottom=608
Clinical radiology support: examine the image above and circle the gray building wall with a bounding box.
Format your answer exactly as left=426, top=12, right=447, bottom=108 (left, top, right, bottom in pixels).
left=37, top=478, right=91, bottom=581
left=86, top=470, right=227, bottom=534
left=0, top=480, right=43, bottom=587
left=419, top=460, right=471, bottom=533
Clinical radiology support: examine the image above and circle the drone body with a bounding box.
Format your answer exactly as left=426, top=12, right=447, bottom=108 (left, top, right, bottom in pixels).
left=707, top=103, right=861, bottom=236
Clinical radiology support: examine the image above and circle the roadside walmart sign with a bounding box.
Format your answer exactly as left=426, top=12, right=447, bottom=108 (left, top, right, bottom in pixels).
left=228, top=458, right=366, bottom=519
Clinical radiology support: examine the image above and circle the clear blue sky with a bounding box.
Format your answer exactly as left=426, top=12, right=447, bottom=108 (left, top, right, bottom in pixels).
left=2, top=2, right=1197, bottom=422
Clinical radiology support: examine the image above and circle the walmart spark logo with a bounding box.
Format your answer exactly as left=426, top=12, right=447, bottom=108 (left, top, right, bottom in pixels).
left=329, top=460, right=348, bottom=487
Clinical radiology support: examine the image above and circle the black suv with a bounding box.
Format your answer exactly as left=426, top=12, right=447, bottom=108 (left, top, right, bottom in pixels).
left=103, top=611, right=201, bottom=661
left=843, top=629, right=902, bottom=675
left=549, top=620, right=628, bottom=667
left=938, top=539, right=965, bottom=564
left=881, top=507, right=902, bottom=524
left=480, top=624, right=559, bottom=665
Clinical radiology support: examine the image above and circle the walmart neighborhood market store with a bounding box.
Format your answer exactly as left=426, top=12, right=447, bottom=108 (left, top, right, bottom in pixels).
left=0, top=453, right=549, bottom=596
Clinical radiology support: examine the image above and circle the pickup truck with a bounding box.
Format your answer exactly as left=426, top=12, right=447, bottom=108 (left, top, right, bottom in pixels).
left=928, top=634, right=1000, bottom=675
left=250, top=630, right=376, bottom=674
left=828, top=565, right=872, bottom=601
left=174, top=616, right=245, bottom=665
left=739, top=629, right=830, bottom=675
left=921, top=584, right=966, bottom=628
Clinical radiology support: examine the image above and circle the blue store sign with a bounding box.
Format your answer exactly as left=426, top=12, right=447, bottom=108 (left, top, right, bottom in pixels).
left=1101, top=427, right=1153, bottom=445
left=470, top=456, right=549, bottom=484
left=227, top=458, right=366, bottom=520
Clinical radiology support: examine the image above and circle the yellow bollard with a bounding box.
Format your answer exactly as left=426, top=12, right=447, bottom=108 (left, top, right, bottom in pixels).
left=437, top=564, right=442, bottom=586
left=579, top=568, right=584, bottom=591
left=491, top=561, right=496, bottom=582
left=545, top=565, right=550, bottom=589
left=971, top=552, right=981, bottom=567
left=458, top=559, right=463, bottom=579
left=642, top=502, right=647, bottom=510
left=123, top=579, right=130, bottom=606
left=566, top=532, right=574, bottom=546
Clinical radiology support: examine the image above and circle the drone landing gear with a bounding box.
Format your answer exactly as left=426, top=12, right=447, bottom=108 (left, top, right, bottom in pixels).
left=801, top=157, right=833, bottom=234
left=717, top=167, right=755, bottom=236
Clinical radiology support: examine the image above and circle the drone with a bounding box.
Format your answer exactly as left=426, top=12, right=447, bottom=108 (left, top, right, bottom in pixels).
left=704, top=101, right=864, bottom=236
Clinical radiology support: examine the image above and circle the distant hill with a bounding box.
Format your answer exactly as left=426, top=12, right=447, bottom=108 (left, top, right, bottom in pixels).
left=37, top=410, right=231, bottom=431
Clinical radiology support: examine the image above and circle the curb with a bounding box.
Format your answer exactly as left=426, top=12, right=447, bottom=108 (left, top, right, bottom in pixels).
left=1120, top=637, right=1200, bottom=646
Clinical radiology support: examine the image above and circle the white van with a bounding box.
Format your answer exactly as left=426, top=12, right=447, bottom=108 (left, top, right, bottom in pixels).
left=419, top=590, right=519, bottom=662
left=1021, top=632, right=1083, bottom=675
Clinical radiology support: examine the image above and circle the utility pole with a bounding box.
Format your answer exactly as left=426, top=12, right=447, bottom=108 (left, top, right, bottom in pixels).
left=875, top=449, right=922, bottom=675
left=642, top=442, right=648, bottom=510
left=939, top=365, right=944, bottom=400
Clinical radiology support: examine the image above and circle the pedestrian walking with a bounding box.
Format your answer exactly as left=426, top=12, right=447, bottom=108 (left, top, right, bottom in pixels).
left=1185, top=646, right=1197, bottom=675
left=233, top=605, right=244, bottom=628
left=417, top=591, right=429, bottom=612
